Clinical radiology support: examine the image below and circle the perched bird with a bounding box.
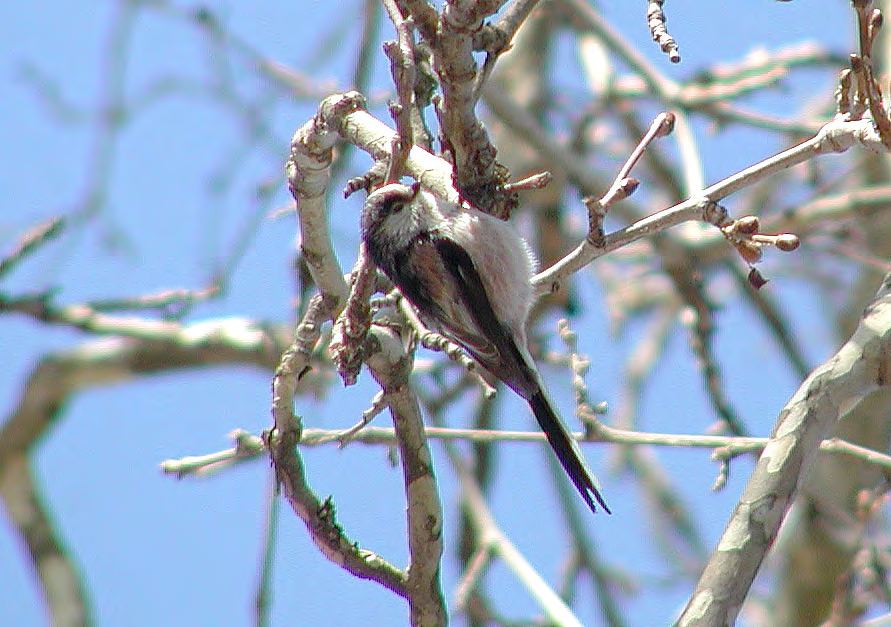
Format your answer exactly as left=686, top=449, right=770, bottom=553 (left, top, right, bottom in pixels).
left=361, top=182, right=610, bottom=514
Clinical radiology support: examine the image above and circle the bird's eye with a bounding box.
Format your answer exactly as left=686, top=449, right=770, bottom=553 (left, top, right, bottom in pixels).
left=383, top=199, right=407, bottom=215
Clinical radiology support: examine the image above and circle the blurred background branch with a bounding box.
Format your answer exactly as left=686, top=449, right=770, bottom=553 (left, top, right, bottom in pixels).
left=3, top=1, right=890, bottom=625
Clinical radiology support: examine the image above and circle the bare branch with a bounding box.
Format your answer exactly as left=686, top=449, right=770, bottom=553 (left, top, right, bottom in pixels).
left=441, top=435, right=586, bottom=626
left=0, top=322, right=288, bottom=463
left=0, top=217, right=65, bottom=281
left=678, top=272, right=891, bottom=626
left=533, top=116, right=888, bottom=297
left=266, top=416, right=409, bottom=597
left=365, top=324, right=446, bottom=626
left=433, top=0, right=513, bottom=216
left=0, top=325, right=289, bottom=627
left=162, top=425, right=891, bottom=483
left=287, top=95, right=360, bottom=310
left=267, top=322, right=409, bottom=598
left=0, top=456, right=90, bottom=626
left=583, top=111, right=674, bottom=240
left=647, top=0, right=680, bottom=63
left=253, top=476, right=279, bottom=627
left=330, top=246, right=376, bottom=386
left=382, top=0, right=418, bottom=181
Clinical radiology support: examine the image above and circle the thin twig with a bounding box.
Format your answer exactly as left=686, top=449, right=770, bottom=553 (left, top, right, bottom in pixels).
left=533, top=115, right=886, bottom=297
left=441, top=433, right=586, bottom=626
left=382, top=0, right=417, bottom=181
left=646, top=0, right=680, bottom=63
left=584, top=112, right=674, bottom=240
left=253, top=476, right=279, bottom=627
left=161, top=425, right=891, bottom=477
left=452, top=546, right=492, bottom=612
left=0, top=217, right=65, bottom=280
left=469, top=0, right=543, bottom=104
left=338, top=389, right=389, bottom=447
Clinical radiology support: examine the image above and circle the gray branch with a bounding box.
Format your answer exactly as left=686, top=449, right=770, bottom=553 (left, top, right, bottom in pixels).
left=677, top=272, right=891, bottom=626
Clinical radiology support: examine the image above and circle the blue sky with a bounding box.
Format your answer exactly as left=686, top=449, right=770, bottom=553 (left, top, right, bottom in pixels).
left=0, top=1, right=857, bottom=625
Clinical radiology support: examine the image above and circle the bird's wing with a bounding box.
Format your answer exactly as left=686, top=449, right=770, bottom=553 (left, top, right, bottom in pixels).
left=431, top=236, right=538, bottom=397
left=435, top=236, right=611, bottom=514
left=393, top=233, right=611, bottom=514
left=391, top=235, right=497, bottom=360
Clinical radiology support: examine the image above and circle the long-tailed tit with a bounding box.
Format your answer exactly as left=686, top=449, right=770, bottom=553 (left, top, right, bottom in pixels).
left=361, top=183, right=610, bottom=514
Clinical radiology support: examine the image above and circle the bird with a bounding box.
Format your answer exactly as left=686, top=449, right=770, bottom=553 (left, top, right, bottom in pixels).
left=361, top=182, right=610, bottom=514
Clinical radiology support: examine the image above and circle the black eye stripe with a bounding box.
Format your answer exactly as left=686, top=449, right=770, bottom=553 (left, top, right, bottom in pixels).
left=381, top=192, right=415, bottom=216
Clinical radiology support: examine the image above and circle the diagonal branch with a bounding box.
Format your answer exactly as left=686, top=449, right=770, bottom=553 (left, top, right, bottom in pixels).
left=677, top=271, right=891, bottom=626
left=532, top=116, right=888, bottom=297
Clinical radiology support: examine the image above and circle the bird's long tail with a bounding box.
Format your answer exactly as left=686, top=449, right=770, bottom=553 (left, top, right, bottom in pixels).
left=529, top=390, right=611, bottom=514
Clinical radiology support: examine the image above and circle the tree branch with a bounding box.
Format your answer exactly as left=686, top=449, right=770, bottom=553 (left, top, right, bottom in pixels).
left=366, top=323, right=446, bottom=626
left=677, top=271, right=891, bottom=626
